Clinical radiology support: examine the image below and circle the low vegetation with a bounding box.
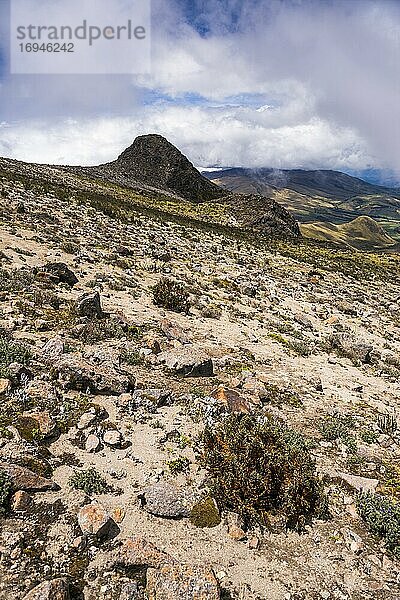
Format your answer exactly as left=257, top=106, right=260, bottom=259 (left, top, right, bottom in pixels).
left=69, top=467, right=108, bottom=495
left=356, top=492, right=400, bottom=558
left=152, top=277, right=190, bottom=313
left=200, top=413, right=327, bottom=531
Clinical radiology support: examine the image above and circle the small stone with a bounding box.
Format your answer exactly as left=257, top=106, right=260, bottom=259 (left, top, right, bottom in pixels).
left=85, top=434, right=101, bottom=453
left=11, top=490, right=32, bottom=511
left=78, top=412, right=97, bottom=430
left=0, top=378, right=11, bottom=395
left=41, top=337, right=64, bottom=361
left=118, top=537, right=175, bottom=569
left=248, top=536, right=260, bottom=549
left=103, top=429, right=122, bottom=447
left=72, top=536, right=87, bottom=550
left=341, top=527, right=363, bottom=553
left=23, top=578, right=70, bottom=600
left=228, top=524, right=246, bottom=541
left=78, top=502, right=113, bottom=538
left=146, top=563, right=220, bottom=599
left=112, top=506, right=126, bottom=523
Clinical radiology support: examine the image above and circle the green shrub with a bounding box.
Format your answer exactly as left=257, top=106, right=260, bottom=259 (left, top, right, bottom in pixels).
left=200, top=413, right=327, bottom=531
left=0, top=332, right=31, bottom=377
left=260, top=383, right=302, bottom=408
left=152, top=277, right=190, bottom=313
left=167, top=456, right=190, bottom=475
left=120, top=348, right=144, bottom=366
left=69, top=467, right=108, bottom=495
left=318, top=413, right=357, bottom=453
left=0, top=267, right=34, bottom=292
left=356, top=492, right=400, bottom=557
left=0, top=469, right=11, bottom=512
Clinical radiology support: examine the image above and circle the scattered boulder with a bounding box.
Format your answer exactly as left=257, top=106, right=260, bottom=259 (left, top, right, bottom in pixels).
left=39, top=263, right=78, bottom=287
left=103, top=429, right=123, bottom=447
left=146, top=563, right=220, bottom=600
left=160, top=349, right=214, bottom=377
left=78, top=502, right=114, bottom=538
left=40, top=337, right=64, bottom=361
left=329, top=333, right=373, bottom=364
left=23, top=578, right=70, bottom=600
left=53, top=355, right=135, bottom=395
left=337, top=472, right=379, bottom=494
left=139, top=482, right=191, bottom=518
left=0, top=462, right=57, bottom=492
left=118, top=537, right=175, bottom=569
left=76, top=291, right=104, bottom=319
left=85, top=434, right=101, bottom=453
left=21, top=411, right=57, bottom=437
left=211, top=386, right=252, bottom=414
left=160, top=319, right=189, bottom=344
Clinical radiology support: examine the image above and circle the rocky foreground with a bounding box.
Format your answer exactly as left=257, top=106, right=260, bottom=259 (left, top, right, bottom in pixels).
left=0, top=160, right=400, bottom=599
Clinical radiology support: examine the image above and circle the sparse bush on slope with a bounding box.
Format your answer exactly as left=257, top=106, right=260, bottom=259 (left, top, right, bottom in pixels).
left=152, top=277, right=190, bottom=313
left=200, top=413, right=327, bottom=531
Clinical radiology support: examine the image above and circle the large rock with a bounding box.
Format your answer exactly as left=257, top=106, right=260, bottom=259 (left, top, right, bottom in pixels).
left=118, top=537, right=175, bottom=569
left=160, top=349, right=214, bottom=377
left=0, top=462, right=57, bottom=492
left=211, top=385, right=252, bottom=414
left=23, top=578, right=70, bottom=600
left=329, top=333, right=373, bottom=364
left=146, top=563, right=220, bottom=600
left=78, top=502, right=113, bottom=538
left=140, top=482, right=191, bottom=518
left=38, top=263, right=78, bottom=287
left=76, top=291, right=104, bottom=319
left=54, top=355, right=135, bottom=395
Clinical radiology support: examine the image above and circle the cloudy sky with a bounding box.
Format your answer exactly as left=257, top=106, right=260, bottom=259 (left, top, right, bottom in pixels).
left=0, top=0, right=399, bottom=179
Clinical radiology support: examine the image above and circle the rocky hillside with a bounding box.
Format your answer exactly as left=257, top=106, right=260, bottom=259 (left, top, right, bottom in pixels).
left=301, top=216, right=398, bottom=250
left=1, top=150, right=400, bottom=599
left=204, top=167, right=400, bottom=242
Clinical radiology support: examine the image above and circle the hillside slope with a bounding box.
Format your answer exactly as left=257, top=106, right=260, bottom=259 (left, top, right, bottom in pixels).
left=205, top=167, right=400, bottom=241
left=301, top=216, right=398, bottom=250
left=1, top=154, right=400, bottom=599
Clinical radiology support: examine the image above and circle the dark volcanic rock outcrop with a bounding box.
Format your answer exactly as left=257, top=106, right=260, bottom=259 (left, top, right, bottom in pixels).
left=100, top=134, right=224, bottom=203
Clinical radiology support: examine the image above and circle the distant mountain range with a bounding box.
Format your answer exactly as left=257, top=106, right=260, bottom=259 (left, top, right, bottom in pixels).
left=203, top=167, right=400, bottom=246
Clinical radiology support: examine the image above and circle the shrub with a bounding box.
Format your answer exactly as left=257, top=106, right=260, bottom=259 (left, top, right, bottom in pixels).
left=0, top=469, right=11, bottom=513
left=200, top=413, right=327, bottom=531
left=167, top=456, right=190, bottom=475
left=0, top=332, right=31, bottom=377
left=356, top=492, right=400, bottom=557
left=120, top=348, right=144, bottom=366
left=152, top=277, right=190, bottom=313
left=318, top=413, right=357, bottom=453
left=0, top=267, right=34, bottom=293
left=69, top=467, right=108, bottom=495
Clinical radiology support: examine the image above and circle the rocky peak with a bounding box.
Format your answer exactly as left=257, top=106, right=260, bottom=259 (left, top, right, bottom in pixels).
left=111, top=134, right=224, bottom=203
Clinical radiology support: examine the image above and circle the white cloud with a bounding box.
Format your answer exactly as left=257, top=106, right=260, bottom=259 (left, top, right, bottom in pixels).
left=0, top=99, right=372, bottom=171
left=0, top=0, right=398, bottom=173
